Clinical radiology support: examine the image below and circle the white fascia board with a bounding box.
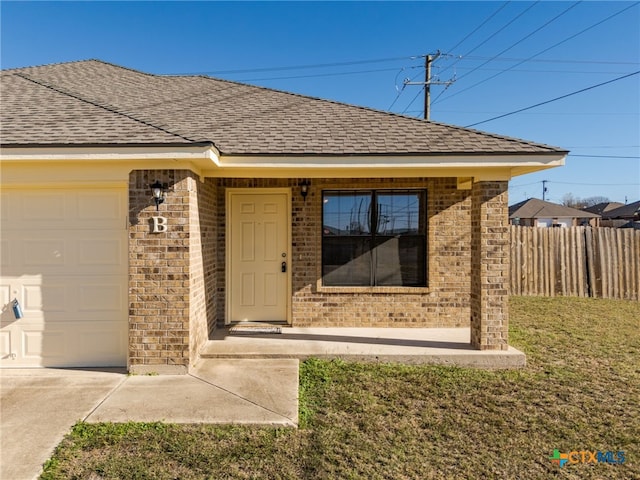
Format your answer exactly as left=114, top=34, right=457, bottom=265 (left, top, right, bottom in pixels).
left=0, top=145, right=221, bottom=165
left=202, top=153, right=565, bottom=179
left=215, top=153, right=566, bottom=169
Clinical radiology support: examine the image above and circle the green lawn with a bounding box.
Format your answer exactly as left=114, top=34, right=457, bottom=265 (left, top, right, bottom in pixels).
left=42, top=297, right=639, bottom=479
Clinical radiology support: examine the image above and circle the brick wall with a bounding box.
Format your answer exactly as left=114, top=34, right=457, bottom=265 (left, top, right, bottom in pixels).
left=470, top=180, right=509, bottom=350
left=215, top=177, right=472, bottom=328
left=128, top=170, right=216, bottom=374
left=127, top=174, right=508, bottom=367
left=189, top=177, right=218, bottom=366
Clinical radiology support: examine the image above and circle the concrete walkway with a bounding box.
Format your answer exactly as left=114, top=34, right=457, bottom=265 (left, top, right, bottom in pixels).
left=1, top=328, right=524, bottom=479
left=86, top=359, right=298, bottom=425
left=0, top=359, right=298, bottom=480
left=203, top=326, right=526, bottom=368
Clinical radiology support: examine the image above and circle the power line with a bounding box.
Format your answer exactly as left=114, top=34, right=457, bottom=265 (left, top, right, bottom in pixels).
left=566, top=145, right=640, bottom=148
left=450, top=2, right=581, bottom=85
left=237, top=67, right=400, bottom=83
left=511, top=180, right=640, bottom=188
left=160, top=54, right=640, bottom=88
left=509, top=181, right=543, bottom=189
left=465, top=70, right=640, bottom=127
left=161, top=48, right=640, bottom=83
left=434, top=1, right=639, bottom=105
left=453, top=66, right=632, bottom=75
left=446, top=1, right=512, bottom=52
left=432, top=2, right=577, bottom=106
left=568, top=154, right=640, bottom=159
left=463, top=2, right=540, bottom=58
left=457, top=56, right=640, bottom=66
left=168, top=55, right=416, bottom=76
left=425, top=110, right=638, bottom=116
left=440, top=1, right=541, bottom=78
left=432, top=3, right=541, bottom=104
left=552, top=181, right=640, bottom=186
left=401, top=86, right=426, bottom=116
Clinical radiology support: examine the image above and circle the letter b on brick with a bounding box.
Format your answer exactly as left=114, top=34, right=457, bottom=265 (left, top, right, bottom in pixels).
left=151, top=216, right=168, bottom=233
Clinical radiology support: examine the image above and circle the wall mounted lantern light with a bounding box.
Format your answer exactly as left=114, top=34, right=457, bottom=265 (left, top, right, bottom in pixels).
left=300, top=179, right=311, bottom=201
left=150, top=180, right=168, bottom=211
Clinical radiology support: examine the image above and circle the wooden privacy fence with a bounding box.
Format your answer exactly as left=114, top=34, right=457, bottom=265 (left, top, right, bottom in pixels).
left=509, top=226, right=640, bottom=300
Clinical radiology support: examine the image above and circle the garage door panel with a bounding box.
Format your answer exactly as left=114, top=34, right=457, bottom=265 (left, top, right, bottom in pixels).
left=0, top=284, right=10, bottom=306
left=1, top=190, right=125, bottom=230
left=17, top=276, right=126, bottom=319
left=23, top=239, right=66, bottom=267
left=3, top=235, right=125, bottom=275
left=0, top=239, right=9, bottom=268
left=0, top=331, right=11, bottom=359
left=78, top=328, right=125, bottom=360
left=0, top=192, right=10, bottom=220
left=6, top=318, right=126, bottom=367
left=78, top=236, right=125, bottom=268
left=23, top=283, right=65, bottom=313
left=78, top=284, right=124, bottom=312
left=2, top=236, right=66, bottom=273
left=77, top=191, right=124, bottom=222
left=22, top=329, right=66, bottom=360
left=1, top=187, right=127, bottom=368
left=22, top=193, right=66, bottom=221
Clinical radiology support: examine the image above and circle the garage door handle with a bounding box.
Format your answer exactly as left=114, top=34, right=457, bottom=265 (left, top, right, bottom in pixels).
left=12, top=299, right=24, bottom=319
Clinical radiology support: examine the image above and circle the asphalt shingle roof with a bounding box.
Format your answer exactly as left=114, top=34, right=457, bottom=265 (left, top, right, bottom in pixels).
left=601, top=200, right=640, bottom=219
left=582, top=202, right=624, bottom=215
left=509, top=198, right=600, bottom=219
left=1, top=59, right=568, bottom=156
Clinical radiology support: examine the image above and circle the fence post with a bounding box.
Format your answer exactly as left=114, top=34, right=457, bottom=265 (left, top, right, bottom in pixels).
left=509, top=225, right=638, bottom=300
left=585, top=227, right=595, bottom=298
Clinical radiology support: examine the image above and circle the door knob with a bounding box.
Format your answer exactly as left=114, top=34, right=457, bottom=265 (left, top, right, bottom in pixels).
left=281, top=261, right=287, bottom=273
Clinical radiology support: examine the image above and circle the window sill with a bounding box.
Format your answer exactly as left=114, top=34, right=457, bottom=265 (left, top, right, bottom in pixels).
left=317, top=285, right=430, bottom=294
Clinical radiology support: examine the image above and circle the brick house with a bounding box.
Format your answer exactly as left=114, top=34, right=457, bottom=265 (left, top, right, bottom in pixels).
left=509, top=198, right=600, bottom=227
left=0, top=60, right=567, bottom=373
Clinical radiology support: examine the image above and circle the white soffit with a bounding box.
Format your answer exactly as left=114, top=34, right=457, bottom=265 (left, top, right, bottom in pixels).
left=0, top=146, right=566, bottom=177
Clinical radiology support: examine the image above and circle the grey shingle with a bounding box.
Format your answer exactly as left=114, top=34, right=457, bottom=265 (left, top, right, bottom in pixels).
left=2, top=59, right=568, bottom=156
left=601, top=200, right=640, bottom=219
left=509, top=198, right=600, bottom=219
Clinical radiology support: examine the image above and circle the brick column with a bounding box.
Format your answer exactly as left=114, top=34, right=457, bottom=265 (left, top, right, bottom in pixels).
left=470, top=180, right=509, bottom=350
left=129, top=170, right=194, bottom=374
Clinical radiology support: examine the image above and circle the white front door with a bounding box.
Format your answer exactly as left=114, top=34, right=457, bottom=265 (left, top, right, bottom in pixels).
left=228, top=190, right=290, bottom=323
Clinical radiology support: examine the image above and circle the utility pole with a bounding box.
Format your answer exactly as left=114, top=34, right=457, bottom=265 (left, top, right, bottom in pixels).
left=404, top=51, right=455, bottom=120
left=542, top=180, right=548, bottom=201
left=424, top=55, right=432, bottom=121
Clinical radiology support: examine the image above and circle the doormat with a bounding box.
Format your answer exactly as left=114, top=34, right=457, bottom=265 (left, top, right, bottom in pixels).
left=229, top=324, right=282, bottom=335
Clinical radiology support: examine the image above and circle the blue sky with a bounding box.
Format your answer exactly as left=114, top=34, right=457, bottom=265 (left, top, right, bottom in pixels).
left=2, top=1, right=639, bottom=205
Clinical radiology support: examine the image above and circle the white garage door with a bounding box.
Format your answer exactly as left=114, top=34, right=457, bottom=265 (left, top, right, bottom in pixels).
left=0, top=186, right=128, bottom=367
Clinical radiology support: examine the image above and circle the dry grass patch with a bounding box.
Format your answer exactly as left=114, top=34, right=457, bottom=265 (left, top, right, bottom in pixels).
left=42, top=296, right=639, bottom=479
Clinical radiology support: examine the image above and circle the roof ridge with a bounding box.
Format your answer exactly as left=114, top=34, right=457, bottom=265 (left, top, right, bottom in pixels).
left=14, top=71, right=202, bottom=144
left=1, top=58, right=91, bottom=73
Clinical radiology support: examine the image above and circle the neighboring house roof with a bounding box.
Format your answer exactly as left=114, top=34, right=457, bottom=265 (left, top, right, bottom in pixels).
left=620, top=221, right=640, bottom=230
left=509, top=198, right=600, bottom=219
left=582, top=202, right=624, bottom=215
left=1, top=59, right=568, bottom=157
left=601, top=200, right=640, bottom=219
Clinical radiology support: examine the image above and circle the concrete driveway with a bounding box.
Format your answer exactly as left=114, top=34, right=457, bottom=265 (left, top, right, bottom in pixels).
left=0, top=360, right=299, bottom=480
left=0, top=368, right=126, bottom=480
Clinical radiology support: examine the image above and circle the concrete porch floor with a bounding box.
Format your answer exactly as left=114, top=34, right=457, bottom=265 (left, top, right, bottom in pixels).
left=200, top=327, right=526, bottom=369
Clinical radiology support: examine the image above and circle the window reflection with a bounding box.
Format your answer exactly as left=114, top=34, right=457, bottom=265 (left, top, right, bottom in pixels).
left=322, top=190, right=427, bottom=287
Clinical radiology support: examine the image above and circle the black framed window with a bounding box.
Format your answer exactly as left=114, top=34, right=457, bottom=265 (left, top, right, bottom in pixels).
left=322, top=190, right=427, bottom=287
